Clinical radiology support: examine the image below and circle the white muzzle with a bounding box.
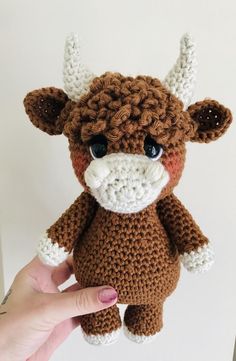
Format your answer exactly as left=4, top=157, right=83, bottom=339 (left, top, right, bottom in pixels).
left=84, top=153, right=169, bottom=213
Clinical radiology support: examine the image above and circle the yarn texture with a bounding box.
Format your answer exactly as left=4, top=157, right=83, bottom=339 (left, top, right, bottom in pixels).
left=23, top=34, right=232, bottom=345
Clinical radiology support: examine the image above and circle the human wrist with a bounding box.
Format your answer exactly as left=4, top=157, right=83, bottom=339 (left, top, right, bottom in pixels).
left=0, top=313, right=25, bottom=361
left=0, top=335, right=15, bottom=361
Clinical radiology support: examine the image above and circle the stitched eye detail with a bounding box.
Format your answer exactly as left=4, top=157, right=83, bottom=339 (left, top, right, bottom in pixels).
left=144, top=136, right=163, bottom=160
left=89, top=135, right=108, bottom=159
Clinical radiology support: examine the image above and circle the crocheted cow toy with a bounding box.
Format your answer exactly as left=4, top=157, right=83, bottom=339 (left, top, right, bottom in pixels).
left=24, top=34, right=232, bottom=345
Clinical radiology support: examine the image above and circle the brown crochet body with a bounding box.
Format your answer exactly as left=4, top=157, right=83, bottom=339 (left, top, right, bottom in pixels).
left=74, top=203, right=180, bottom=304
left=24, top=71, right=232, bottom=339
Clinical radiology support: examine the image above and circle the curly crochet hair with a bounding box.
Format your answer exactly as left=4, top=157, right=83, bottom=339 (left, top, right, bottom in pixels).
left=63, top=72, right=197, bottom=147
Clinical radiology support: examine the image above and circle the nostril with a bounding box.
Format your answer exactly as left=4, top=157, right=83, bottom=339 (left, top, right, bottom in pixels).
left=115, top=178, right=119, bottom=182
left=145, top=163, right=163, bottom=182
left=84, top=159, right=110, bottom=189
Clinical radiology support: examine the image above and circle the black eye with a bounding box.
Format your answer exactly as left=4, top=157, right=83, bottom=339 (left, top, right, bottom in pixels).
left=89, top=135, right=108, bottom=159
left=144, top=136, right=163, bottom=160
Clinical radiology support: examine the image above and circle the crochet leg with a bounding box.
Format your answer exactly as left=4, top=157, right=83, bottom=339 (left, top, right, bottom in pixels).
left=80, top=304, right=121, bottom=345
left=124, top=303, right=163, bottom=343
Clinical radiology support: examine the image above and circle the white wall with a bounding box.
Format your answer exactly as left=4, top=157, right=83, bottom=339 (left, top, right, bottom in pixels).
left=0, top=238, right=4, bottom=300
left=0, top=0, right=236, bottom=360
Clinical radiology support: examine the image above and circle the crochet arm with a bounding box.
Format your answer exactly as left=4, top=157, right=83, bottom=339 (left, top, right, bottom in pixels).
left=157, top=193, right=214, bottom=273
left=37, top=192, right=97, bottom=266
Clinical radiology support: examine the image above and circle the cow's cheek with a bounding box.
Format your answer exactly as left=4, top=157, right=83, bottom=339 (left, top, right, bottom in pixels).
left=161, top=147, right=186, bottom=196
left=70, top=149, right=91, bottom=189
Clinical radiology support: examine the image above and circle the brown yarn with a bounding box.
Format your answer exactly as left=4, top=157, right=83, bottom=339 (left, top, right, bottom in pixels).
left=73, top=203, right=180, bottom=303
left=63, top=73, right=196, bottom=147
left=47, top=192, right=97, bottom=252
left=124, top=304, right=163, bottom=336
left=24, top=87, right=70, bottom=135
left=80, top=305, right=121, bottom=336
left=188, top=99, right=232, bottom=143
left=23, top=72, right=232, bottom=339
left=71, top=201, right=180, bottom=336
left=157, top=193, right=208, bottom=254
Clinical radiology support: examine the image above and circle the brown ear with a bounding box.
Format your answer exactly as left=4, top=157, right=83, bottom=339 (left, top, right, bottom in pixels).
left=24, top=87, right=69, bottom=135
left=187, top=99, right=232, bottom=143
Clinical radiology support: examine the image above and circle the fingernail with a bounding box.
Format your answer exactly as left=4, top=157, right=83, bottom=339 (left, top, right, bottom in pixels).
left=98, top=287, right=118, bottom=304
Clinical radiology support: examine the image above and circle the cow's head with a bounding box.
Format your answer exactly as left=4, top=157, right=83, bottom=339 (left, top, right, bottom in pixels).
left=24, top=34, right=232, bottom=213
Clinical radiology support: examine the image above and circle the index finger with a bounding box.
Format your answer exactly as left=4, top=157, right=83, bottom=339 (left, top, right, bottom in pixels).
left=51, top=256, right=74, bottom=286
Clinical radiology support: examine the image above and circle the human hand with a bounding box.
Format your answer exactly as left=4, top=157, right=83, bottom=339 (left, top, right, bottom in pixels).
left=0, top=256, right=118, bottom=361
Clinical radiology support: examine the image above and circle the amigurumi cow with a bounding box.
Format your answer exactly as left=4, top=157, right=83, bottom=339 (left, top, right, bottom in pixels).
left=24, top=33, right=232, bottom=345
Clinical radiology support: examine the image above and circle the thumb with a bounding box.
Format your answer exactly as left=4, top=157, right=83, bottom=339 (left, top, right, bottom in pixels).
left=42, top=286, right=118, bottom=325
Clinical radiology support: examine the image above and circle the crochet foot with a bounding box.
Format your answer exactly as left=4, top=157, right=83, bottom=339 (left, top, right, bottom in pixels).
left=123, top=324, right=157, bottom=344
left=82, top=328, right=120, bottom=345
